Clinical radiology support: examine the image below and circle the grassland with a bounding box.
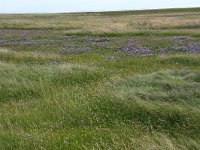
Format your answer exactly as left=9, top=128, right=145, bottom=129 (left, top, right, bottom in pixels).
left=0, top=8, right=200, bottom=149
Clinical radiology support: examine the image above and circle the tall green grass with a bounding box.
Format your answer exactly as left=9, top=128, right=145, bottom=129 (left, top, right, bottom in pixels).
left=1, top=53, right=200, bottom=149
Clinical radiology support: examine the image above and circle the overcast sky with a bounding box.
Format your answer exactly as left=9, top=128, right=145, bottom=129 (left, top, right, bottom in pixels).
left=0, top=0, right=200, bottom=13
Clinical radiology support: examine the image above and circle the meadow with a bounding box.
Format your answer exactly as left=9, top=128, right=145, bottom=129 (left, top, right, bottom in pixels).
left=0, top=8, right=200, bottom=149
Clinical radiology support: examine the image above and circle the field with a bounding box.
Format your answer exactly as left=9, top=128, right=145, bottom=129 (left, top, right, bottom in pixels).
left=0, top=8, right=200, bottom=149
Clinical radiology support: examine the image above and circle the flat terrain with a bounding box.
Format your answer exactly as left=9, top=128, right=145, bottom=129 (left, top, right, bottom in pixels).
left=0, top=8, right=200, bottom=149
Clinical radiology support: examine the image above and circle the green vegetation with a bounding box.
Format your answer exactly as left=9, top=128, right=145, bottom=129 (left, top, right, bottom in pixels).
left=0, top=8, right=200, bottom=149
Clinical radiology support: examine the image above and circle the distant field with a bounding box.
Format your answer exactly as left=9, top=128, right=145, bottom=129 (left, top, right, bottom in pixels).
left=0, top=7, right=200, bottom=34
left=0, top=8, right=200, bottom=150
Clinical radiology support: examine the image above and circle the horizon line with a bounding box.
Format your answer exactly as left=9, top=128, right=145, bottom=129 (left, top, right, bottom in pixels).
left=0, top=6, right=199, bottom=15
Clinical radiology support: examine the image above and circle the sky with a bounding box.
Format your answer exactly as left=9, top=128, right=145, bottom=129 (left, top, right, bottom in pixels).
left=0, top=0, right=200, bottom=13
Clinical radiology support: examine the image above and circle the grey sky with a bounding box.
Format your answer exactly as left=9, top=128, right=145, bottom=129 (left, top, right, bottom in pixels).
left=0, top=0, right=199, bottom=13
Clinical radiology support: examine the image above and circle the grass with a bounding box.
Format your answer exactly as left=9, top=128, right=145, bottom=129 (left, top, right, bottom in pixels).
left=0, top=8, right=200, bottom=33
left=0, top=7, right=200, bottom=150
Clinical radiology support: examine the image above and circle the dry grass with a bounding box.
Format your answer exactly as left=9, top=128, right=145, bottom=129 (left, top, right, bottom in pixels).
left=0, top=9, right=200, bottom=32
